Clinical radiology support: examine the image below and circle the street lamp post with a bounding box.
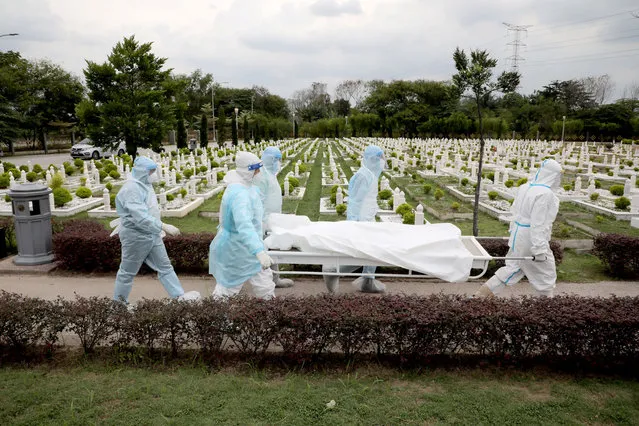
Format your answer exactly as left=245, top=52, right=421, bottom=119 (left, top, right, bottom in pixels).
left=561, top=115, right=566, bottom=143
left=210, top=81, right=229, bottom=145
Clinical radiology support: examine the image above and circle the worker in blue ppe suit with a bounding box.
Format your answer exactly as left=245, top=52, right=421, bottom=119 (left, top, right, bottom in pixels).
left=209, top=151, right=276, bottom=299
left=255, top=146, right=294, bottom=288
left=114, top=156, right=200, bottom=303
left=475, top=159, right=563, bottom=298
left=323, top=145, right=386, bottom=293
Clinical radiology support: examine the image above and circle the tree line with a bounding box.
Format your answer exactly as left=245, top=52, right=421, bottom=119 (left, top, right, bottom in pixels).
left=1, top=35, right=638, bottom=157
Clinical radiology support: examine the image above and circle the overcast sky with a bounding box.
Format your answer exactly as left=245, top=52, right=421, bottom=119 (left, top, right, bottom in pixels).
left=1, top=0, right=638, bottom=101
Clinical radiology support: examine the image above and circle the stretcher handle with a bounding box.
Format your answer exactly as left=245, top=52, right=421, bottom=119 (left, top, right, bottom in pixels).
left=492, top=256, right=535, bottom=261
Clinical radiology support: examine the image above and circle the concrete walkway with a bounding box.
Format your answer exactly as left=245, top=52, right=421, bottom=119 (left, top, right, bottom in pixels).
left=1, top=272, right=637, bottom=301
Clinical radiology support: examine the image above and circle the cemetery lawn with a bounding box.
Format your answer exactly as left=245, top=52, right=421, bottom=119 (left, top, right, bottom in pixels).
left=2, top=364, right=638, bottom=425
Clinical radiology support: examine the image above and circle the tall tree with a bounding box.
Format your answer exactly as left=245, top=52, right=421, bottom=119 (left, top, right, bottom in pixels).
left=77, top=36, right=174, bottom=158
left=581, top=74, right=615, bottom=106
left=176, top=107, right=187, bottom=149
left=0, top=51, right=28, bottom=153
left=452, top=48, right=519, bottom=236
left=243, top=115, right=250, bottom=144
left=217, top=107, right=226, bottom=145
left=199, top=114, right=208, bottom=148
left=231, top=114, right=238, bottom=146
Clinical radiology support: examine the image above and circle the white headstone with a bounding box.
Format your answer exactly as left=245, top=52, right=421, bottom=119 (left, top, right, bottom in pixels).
left=336, top=187, right=343, bottom=205
left=624, top=178, right=633, bottom=197
left=415, top=204, right=424, bottom=225
left=284, top=176, right=290, bottom=196
left=49, top=192, right=55, bottom=209
left=103, top=188, right=110, bottom=211
left=574, top=176, right=582, bottom=193
left=20, top=170, right=27, bottom=183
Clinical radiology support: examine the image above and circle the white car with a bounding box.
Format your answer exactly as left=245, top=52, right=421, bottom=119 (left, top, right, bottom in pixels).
left=71, top=138, right=126, bottom=160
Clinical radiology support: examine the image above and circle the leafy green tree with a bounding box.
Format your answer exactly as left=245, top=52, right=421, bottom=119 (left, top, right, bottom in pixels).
left=0, top=51, right=27, bottom=153
left=452, top=48, right=519, bottom=236
left=77, top=36, right=174, bottom=158
left=199, top=114, right=208, bottom=148
left=294, top=119, right=298, bottom=138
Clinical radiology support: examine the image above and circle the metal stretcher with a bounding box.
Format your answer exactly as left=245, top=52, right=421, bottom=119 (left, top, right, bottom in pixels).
left=267, top=236, right=534, bottom=281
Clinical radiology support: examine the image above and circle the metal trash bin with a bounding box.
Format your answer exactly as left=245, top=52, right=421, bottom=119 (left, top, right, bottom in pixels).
left=8, top=183, right=54, bottom=265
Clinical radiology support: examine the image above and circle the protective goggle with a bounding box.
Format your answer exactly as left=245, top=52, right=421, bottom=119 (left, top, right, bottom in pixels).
left=248, top=162, right=263, bottom=171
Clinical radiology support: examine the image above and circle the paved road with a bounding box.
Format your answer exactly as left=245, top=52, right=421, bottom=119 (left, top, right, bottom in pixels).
left=1, top=274, right=637, bottom=301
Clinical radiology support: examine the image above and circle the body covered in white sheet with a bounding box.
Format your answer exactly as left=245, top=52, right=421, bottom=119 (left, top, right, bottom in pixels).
left=265, top=214, right=474, bottom=284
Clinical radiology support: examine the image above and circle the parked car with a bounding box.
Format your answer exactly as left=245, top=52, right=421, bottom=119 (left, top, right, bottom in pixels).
left=71, top=138, right=126, bottom=160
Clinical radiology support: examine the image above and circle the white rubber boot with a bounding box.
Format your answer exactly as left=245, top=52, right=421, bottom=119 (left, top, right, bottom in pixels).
left=352, top=277, right=386, bottom=293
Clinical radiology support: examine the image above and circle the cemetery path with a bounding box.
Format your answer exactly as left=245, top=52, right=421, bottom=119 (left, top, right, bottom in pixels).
left=0, top=273, right=637, bottom=301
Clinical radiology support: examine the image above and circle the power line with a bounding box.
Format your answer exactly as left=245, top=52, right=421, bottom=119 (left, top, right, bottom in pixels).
left=503, top=22, right=532, bottom=72
left=527, top=33, right=639, bottom=53
left=528, top=8, right=638, bottom=35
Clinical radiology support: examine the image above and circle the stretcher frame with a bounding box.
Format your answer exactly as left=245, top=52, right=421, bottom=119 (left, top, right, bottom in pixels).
left=267, top=236, right=533, bottom=281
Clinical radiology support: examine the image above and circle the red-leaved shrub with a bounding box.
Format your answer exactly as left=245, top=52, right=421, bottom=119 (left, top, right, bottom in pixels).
left=593, top=233, right=639, bottom=279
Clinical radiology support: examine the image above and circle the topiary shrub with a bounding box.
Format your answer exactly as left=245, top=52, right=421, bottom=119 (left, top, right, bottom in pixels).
left=216, top=172, right=224, bottom=182
left=335, top=204, right=346, bottom=216
left=32, top=164, right=43, bottom=173
left=488, top=191, right=498, bottom=200
left=288, top=177, right=300, bottom=188
left=4, top=194, right=10, bottom=203
left=183, top=169, right=194, bottom=179
left=516, top=178, right=528, bottom=187
left=434, top=189, right=444, bottom=200
left=64, top=166, right=75, bottom=176
left=99, top=170, right=107, bottom=183
left=423, top=184, right=432, bottom=195
left=563, top=184, right=572, bottom=192
left=378, top=189, right=392, bottom=200
left=109, top=170, right=121, bottom=180
left=167, top=193, right=175, bottom=202
left=49, top=173, right=64, bottom=190
left=0, top=173, right=10, bottom=189
left=53, top=188, right=72, bottom=207
left=402, top=212, right=415, bottom=224
left=74, top=159, right=84, bottom=168
left=451, top=202, right=460, bottom=211
left=461, top=178, right=469, bottom=187
left=593, top=233, right=639, bottom=279
left=110, top=193, right=117, bottom=208
left=615, top=196, right=630, bottom=210
left=395, top=203, right=412, bottom=217
left=609, top=185, right=624, bottom=196
left=504, top=180, right=514, bottom=188
left=590, top=193, right=599, bottom=201
left=75, top=187, right=92, bottom=199
left=595, top=180, right=601, bottom=189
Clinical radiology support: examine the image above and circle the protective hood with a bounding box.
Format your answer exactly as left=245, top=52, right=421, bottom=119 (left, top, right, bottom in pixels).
left=262, top=146, right=282, bottom=175
left=131, top=156, right=157, bottom=185
left=531, top=159, right=562, bottom=189
left=227, top=151, right=262, bottom=185
left=362, top=145, right=384, bottom=178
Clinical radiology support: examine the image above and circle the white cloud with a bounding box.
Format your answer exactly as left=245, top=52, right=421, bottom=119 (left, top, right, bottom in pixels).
left=0, top=0, right=638, bottom=99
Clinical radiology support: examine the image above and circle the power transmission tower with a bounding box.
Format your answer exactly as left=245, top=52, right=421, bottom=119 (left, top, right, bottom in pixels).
left=503, top=23, right=532, bottom=72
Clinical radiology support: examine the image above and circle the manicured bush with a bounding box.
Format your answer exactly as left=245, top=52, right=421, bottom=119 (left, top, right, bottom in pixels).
left=504, top=180, right=514, bottom=188
left=563, top=184, right=571, bottom=191
left=434, top=189, right=444, bottom=200
left=216, top=172, right=224, bottom=182
left=166, top=193, right=175, bottom=202
left=609, top=185, right=624, bottom=196
left=109, top=170, right=121, bottom=180
left=488, top=191, right=498, bottom=200
left=402, top=212, right=415, bottom=224
left=74, top=159, right=84, bottom=168
left=32, top=164, right=43, bottom=173
left=64, top=166, right=75, bottom=176
left=593, top=233, right=639, bottom=279
left=52, top=220, right=214, bottom=274
left=615, top=196, right=630, bottom=210
left=590, top=193, right=599, bottom=201
left=595, top=180, right=601, bottom=189
left=378, top=189, right=392, bottom=200
left=451, top=202, right=460, bottom=211
left=183, top=169, right=194, bottom=179
left=50, top=173, right=64, bottom=190
left=298, top=164, right=308, bottom=174
left=288, top=177, right=300, bottom=188
left=105, top=182, right=113, bottom=192
left=0, top=173, right=10, bottom=189
left=516, top=178, right=528, bottom=187
left=335, top=204, right=346, bottom=216
left=395, top=203, right=412, bottom=217
left=75, top=187, right=92, bottom=199
left=460, top=178, right=469, bottom=187
left=52, top=188, right=72, bottom=207
left=99, top=170, right=107, bottom=183
left=423, top=184, right=432, bottom=195
left=1, top=293, right=638, bottom=371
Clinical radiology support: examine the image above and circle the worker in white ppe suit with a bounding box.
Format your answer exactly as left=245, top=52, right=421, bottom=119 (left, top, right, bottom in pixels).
left=255, top=146, right=294, bottom=288
left=475, top=158, right=563, bottom=298
left=113, top=156, right=200, bottom=303
left=209, top=151, right=276, bottom=299
left=323, top=145, right=386, bottom=293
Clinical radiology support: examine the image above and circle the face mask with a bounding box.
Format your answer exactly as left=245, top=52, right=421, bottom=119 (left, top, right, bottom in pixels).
left=148, top=173, right=159, bottom=184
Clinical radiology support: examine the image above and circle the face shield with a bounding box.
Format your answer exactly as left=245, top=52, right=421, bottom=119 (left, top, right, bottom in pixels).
left=147, top=169, right=159, bottom=184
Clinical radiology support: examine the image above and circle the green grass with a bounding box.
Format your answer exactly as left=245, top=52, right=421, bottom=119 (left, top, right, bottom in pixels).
left=296, top=144, right=326, bottom=220
left=557, top=249, right=611, bottom=282
left=559, top=202, right=639, bottom=237
left=1, top=365, right=638, bottom=425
